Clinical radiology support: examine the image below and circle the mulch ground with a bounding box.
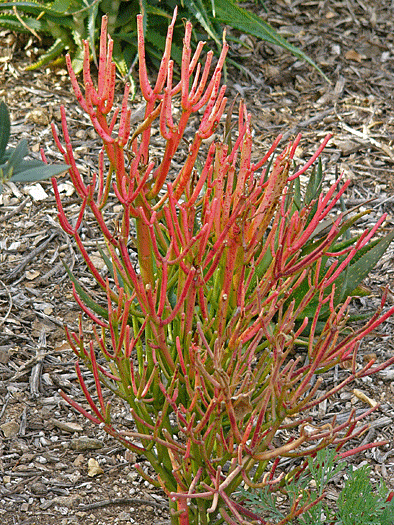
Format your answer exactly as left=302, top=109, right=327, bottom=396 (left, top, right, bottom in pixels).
left=1, top=0, right=394, bottom=524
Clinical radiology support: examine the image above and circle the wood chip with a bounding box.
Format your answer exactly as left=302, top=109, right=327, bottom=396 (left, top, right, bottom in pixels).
left=51, top=419, right=84, bottom=433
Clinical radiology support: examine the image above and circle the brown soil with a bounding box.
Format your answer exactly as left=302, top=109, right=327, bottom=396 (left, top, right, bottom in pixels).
left=1, top=1, right=394, bottom=524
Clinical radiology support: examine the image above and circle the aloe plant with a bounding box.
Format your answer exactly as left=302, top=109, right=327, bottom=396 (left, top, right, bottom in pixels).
left=0, top=100, right=69, bottom=193
left=0, top=0, right=328, bottom=81
left=274, top=159, right=394, bottom=331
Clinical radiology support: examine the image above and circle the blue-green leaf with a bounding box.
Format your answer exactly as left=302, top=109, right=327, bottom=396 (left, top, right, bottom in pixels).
left=10, top=163, right=69, bottom=182
left=0, top=101, right=10, bottom=163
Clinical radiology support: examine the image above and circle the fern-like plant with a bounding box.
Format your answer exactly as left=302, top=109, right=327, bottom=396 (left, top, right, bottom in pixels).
left=239, top=450, right=394, bottom=525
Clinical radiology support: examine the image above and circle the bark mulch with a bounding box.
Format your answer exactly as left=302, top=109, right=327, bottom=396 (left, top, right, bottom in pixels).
left=1, top=1, right=394, bottom=524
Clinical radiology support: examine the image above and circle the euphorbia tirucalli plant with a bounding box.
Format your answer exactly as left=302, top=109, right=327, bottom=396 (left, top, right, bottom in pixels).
left=50, top=9, right=394, bottom=525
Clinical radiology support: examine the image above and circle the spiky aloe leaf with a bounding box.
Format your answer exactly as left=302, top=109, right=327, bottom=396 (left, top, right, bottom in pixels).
left=112, top=40, right=128, bottom=77
left=0, top=1, right=66, bottom=17
left=0, top=101, right=10, bottom=162
left=0, top=12, right=49, bottom=33
left=304, top=158, right=324, bottom=207
left=293, top=230, right=394, bottom=321
left=96, top=244, right=125, bottom=289
left=100, top=0, right=121, bottom=34
left=301, top=210, right=372, bottom=255
left=51, top=0, right=72, bottom=11
left=213, top=0, right=329, bottom=82
left=186, top=0, right=222, bottom=48
left=62, top=261, right=109, bottom=320
left=0, top=1, right=80, bottom=69
left=0, top=2, right=73, bottom=30
left=86, top=0, right=99, bottom=65
left=25, top=38, right=66, bottom=70
left=334, top=229, right=394, bottom=304
left=0, top=0, right=328, bottom=83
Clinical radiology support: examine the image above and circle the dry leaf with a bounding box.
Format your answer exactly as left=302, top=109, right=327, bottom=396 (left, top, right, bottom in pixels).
left=352, top=388, right=378, bottom=407
left=25, top=269, right=40, bottom=280
left=54, top=340, right=72, bottom=352
left=345, top=49, right=364, bottom=62
left=87, top=458, right=104, bottom=477
left=340, top=356, right=353, bottom=370
left=363, top=353, right=377, bottom=364
left=232, top=393, right=253, bottom=421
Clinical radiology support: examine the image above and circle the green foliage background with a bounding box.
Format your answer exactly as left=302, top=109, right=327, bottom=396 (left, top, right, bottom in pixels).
left=0, top=0, right=327, bottom=80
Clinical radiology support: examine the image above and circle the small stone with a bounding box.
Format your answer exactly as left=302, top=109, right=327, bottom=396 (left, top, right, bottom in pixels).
left=118, top=511, right=131, bottom=521
left=0, top=347, right=10, bottom=364
left=127, top=471, right=138, bottom=481
left=70, top=436, right=103, bottom=451
left=27, top=183, right=48, bottom=201
left=1, top=420, right=19, bottom=438
left=73, top=454, right=85, bottom=467
left=52, top=495, right=81, bottom=507
left=66, top=470, right=81, bottom=483
left=54, top=462, right=68, bottom=471
left=87, top=458, right=104, bottom=477
left=30, top=482, right=47, bottom=495
left=20, top=502, right=29, bottom=512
